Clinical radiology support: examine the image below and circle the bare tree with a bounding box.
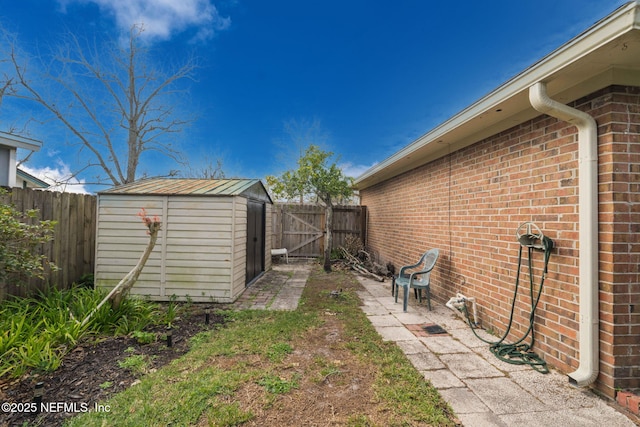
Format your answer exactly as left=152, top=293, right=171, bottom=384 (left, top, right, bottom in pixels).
left=5, top=24, right=198, bottom=187
left=0, top=79, right=13, bottom=107
left=180, top=155, right=225, bottom=179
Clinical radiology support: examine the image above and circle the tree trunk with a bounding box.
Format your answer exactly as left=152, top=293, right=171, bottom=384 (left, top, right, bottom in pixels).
left=80, top=220, right=160, bottom=326
left=109, top=222, right=159, bottom=309
left=323, top=204, right=333, bottom=272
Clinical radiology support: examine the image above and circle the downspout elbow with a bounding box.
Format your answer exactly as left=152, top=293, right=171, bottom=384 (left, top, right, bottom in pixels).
left=529, top=82, right=599, bottom=387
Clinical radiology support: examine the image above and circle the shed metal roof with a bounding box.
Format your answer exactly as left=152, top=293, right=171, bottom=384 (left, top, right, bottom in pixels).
left=99, top=178, right=272, bottom=202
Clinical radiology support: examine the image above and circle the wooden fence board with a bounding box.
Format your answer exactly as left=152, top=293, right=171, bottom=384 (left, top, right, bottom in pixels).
left=271, top=204, right=366, bottom=257
left=0, top=187, right=97, bottom=300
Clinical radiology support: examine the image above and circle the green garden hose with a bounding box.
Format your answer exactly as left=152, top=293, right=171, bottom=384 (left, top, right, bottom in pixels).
left=462, top=227, right=553, bottom=373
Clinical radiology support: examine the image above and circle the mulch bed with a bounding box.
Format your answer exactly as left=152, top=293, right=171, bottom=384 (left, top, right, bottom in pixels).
left=0, top=306, right=226, bottom=427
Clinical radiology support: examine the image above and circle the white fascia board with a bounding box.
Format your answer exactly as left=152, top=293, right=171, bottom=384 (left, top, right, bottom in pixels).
left=0, top=132, right=42, bottom=152
left=354, top=1, right=640, bottom=189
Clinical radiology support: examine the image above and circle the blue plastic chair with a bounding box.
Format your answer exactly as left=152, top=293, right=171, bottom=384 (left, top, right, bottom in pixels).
left=393, top=248, right=439, bottom=312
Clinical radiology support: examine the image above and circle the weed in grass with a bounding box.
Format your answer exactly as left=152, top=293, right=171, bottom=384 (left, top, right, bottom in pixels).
left=320, top=365, right=342, bottom=381
left=118, top=354, right=152, bottom=375
left=312, top=356, right=343, bottom=384
left=346, top=414, right=372, bottom=426
left=257, top=373, right=299, bottom=394
left=266, top=342, right=293, bottom=362
left=204, top=402, right=254, bottom=426
left=99, top=381, right=113, bottom=389
left=189, top=330, right=213, bottom=348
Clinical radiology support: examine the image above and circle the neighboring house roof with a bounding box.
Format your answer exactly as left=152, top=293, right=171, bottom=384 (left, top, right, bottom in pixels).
left=99, top=178, right=273, bottom=203
left=354, top=1, right=640, bottom=190
left=16, top=168, right=50, bottom=189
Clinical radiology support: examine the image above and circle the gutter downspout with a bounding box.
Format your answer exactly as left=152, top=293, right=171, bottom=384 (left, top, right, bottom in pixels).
left=529, top=82, right=599, bottom=387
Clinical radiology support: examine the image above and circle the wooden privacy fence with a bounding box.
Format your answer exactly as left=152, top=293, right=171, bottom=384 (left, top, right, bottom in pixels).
left=271, top=204, right=367, bottom=257
left=0, top=187, right=96, bottom=300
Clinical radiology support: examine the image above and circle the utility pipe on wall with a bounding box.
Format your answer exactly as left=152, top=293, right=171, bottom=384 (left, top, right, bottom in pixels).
left=529, top=82, right=599, bottom=387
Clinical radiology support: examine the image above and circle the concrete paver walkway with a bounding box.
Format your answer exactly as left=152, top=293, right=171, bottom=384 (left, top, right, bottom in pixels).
left=354, top=274, right=638, bottom=427
left=232, top=262, right=310, bottom=311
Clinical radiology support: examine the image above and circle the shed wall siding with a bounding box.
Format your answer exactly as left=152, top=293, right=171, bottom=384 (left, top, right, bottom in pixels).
left=231, top=197, right=247, bottom=299
left=95, top=196, right=164, bottom=296
left=96, top=194, right=246, bottom=303
left=164, top=196, right=235, bottom=301
left=359, top=85, right=640, bottom=398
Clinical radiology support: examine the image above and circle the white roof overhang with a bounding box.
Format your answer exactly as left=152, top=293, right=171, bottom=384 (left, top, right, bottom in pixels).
left=0, top=131, right=42, bottom=152
left=354, top=1, right=640, bottom=190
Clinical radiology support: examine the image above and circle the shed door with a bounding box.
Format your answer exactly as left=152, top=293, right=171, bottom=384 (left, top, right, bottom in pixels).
left=246, top=200, right=265, bottom=285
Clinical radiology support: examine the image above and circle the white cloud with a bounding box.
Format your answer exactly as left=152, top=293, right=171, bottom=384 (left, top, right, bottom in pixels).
left=59, top=0, right=230, bottom=42
left=20, top=161, right=90, bottom=194
left=340, top=161, right=378, bottom=179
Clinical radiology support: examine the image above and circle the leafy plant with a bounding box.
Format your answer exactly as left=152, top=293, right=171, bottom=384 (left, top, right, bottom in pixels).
left=164, top=294, right=179, bottom=326
left=118, top=354, right=151, bottom=375
left=131, top=330, right=156, bottom=345
left=76, top=273, right=95, bottom=289
left=0, top=189, right=57, bottom=286
left=0, top=286, right=160, bottom=379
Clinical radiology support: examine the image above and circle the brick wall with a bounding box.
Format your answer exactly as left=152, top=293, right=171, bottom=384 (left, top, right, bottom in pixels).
left=360, top=85, right=640, bottom=398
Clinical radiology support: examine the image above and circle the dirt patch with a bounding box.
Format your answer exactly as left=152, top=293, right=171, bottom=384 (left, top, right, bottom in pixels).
left=224, top=311, right=382, bottom=426
left=215, top=266, right=397, bottom=426
left=0, top=307, right=226, bottom=427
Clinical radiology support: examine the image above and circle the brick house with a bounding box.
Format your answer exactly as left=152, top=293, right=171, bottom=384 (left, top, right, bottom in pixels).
left=354, top=2, right=640, bottom=398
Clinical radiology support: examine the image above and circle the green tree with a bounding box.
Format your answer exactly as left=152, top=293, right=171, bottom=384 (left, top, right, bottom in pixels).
left=267, top=145, right=353, bottom=272
left=0, top=190, right=57, bottom=299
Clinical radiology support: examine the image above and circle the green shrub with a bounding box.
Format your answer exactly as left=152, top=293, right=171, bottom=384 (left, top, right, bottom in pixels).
left=0, top=189, right=57, bottom=286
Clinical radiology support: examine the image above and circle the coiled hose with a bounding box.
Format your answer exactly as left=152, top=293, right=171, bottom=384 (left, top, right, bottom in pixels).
left=461, top=235, right=553, bottom=373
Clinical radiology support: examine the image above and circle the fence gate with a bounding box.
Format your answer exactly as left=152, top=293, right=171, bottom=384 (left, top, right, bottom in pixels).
left=272, top=204, right=366, bottom=258
left=280, top=205, right=324, bottom=257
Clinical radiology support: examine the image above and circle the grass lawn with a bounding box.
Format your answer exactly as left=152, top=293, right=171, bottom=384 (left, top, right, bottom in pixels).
left=65, top=265, right=458, bottom=426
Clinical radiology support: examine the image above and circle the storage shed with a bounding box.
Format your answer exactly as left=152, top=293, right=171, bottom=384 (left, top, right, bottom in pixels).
left=95, top=178, right=273, bottom=303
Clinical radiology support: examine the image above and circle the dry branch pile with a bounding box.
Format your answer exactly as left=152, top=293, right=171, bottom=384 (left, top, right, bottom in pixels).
left=334, top=235, right=391, bottom=281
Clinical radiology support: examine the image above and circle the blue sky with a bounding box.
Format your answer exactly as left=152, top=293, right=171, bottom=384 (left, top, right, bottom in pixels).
left=0, top=0, right=629, bottom=193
